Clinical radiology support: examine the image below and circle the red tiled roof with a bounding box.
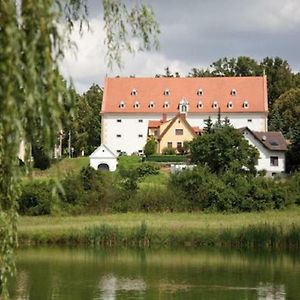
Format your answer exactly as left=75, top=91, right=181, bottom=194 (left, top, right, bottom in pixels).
left=101, top=76, right=268, bottom=114
left=192, top=126, right=201, bottom=134
left=148, top=120, right=164, bottom=128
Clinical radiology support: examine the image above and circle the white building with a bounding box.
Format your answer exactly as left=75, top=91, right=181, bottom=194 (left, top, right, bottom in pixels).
left=101, top=76, right=269, bottom=155
left=89, top=144, right=117, bottom=171
left=240, top=127, right=287, bottom=176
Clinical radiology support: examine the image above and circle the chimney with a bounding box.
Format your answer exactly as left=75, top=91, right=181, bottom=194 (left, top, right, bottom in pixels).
left=162, top=113, right=167, bottom=122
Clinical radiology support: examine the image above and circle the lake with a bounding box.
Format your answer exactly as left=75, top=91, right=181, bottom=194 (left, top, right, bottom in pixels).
left=9, top=247, right=300, bottom=299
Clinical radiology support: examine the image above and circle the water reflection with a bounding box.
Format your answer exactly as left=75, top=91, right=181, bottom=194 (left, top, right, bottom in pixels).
left=9, top=247, right=300, bottom=300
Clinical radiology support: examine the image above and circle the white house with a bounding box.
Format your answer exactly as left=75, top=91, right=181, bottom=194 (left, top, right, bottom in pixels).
left=240, top=127, right=288, bottom=176
left=101, top=76, right=268, bottom=155
left=89, top=144, right=117, bottom=171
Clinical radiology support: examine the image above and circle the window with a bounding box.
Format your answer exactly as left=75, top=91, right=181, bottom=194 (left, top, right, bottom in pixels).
left=227, top=101, right=233, bottom=109
left=119, top=101, right=125, bottom=108
left=138, top=150, right=143, bottom=153
left=212, top=101, right=218, bottom=109
left=138, top=119, right=143, bottom=123
left=177, top=142, right=182, bottom=148
left=117, top=119, right=122, bottom=123
left=117, top=150, right=121, bottom=153
left=163, top=101, right=169, bottom=108
left=197, top=101, right=203, bottom=109
left=175, top=129, right=183, bottom=135
left=116, top=134, right=121, bottom=138
left=131, top=89, right=137, bottom=96
left=247, top=119, right=252, bottom=122
left=163, top=89, right=170, bottom=96
left=138, top=134, right=143, bottom=138
left=133, top=101, right=140, bottom=108
left=154, top=130, right=158, bottom=136
left=243, top=101, right=249, bottom=108
left=270, top=156, right=279, bottom=166
left=231, top=89, right=237, bottom=96
left=167, top=142, right=172, bottom=148
left=149, top=101, right=155, bottom=108
left=197, top=89, right=203, bottom=96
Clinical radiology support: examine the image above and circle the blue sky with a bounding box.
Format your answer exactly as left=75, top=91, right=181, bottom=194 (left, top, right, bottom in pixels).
left=61, top=0, right=300, bottom=93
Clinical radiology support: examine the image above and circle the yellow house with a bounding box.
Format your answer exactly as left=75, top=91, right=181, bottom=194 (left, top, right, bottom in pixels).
left=148, top=114, right=200, bottom=153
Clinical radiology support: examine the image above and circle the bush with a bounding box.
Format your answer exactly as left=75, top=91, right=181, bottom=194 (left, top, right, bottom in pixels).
left=162, top=147, right=176, bottom=155
left=144, top=138, right=157, bottom=156
left=18, top=181, right=53, bottom=215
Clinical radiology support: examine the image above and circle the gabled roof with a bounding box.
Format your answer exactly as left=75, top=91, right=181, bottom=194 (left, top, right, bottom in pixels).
left=102, top=76, right=268, bottom=114
left=240, top=127, right=287, bottom=151
left=148, top=120, right=165, bottom=128
left=158, top=114, right=197, bottom=141
left=89, top=144, right=117, bottom=158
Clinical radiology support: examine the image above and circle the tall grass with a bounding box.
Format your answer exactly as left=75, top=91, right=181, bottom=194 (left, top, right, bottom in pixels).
left=18, top=210, right=300, bottom=249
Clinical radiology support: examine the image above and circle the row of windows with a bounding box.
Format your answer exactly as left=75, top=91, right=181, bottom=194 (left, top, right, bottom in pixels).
left=117, top=149, right=143, bottom=153
left=119, top=100, right=250, bottom=109
left=117, top=119, right=143, bottom=123
left=116, top=134, right=143, bottom=138
left=130, top=89, right=238, bottom=97
left=167, top=142, right=183, bottom=148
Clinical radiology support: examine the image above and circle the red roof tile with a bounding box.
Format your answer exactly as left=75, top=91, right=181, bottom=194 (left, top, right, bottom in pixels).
left=101, top=76, right=268, bottom=114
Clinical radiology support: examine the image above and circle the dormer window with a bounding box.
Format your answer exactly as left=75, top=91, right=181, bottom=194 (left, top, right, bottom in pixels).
left=179, top=99, right=189, bottom=113
left=149, top=101, right=155, bottom=108
left=119, top=101, right=125, bottom=109
left=231, top=89, right=237, bottom=96
left=227, top=101, right=233, bottom=109
left=133, top=101, right=140, bottom=109
left=243, top=100, right=249, bottom=108
left=131, top=89, right=137, bottom=96
left=197, top=89, right=203, bottom=96
left=163, top=101, right=169, bottom=109
left=163, top=89, right=170, bottom=96
left=197, top=101, right=203, bottom=109
left=212, top=101, right=219, bottom=109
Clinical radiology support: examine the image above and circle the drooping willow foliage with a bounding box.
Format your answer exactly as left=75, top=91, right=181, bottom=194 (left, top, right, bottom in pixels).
left=0, top=0, right=159, bottom=297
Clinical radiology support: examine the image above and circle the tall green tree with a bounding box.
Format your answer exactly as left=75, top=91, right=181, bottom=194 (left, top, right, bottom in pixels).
left=0, top=0, right=159, bottom=297
left=286, top=122, right=300, bottom=172
left=272, top=88, right=300, bottom=137
left=190, top=125, right=259, bottom=174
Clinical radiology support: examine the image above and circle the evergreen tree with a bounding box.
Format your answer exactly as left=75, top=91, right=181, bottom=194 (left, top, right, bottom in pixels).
left=203, top=116, right=213, bottom=134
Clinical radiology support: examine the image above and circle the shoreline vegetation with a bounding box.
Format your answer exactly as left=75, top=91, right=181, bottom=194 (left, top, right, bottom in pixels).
left=18, top=209, right=300, bottom=250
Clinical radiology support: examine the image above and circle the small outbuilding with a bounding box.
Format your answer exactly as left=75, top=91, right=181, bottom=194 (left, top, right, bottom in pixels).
left=89, top=144, right=117, bottom=171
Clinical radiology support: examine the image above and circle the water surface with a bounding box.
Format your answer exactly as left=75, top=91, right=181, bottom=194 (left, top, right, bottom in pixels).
left=9, top=247, right=300, bottom=299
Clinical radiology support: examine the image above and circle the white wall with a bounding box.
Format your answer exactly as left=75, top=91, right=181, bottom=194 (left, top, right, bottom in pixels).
left=242, top=131, right=285, bottom=174
left=90, top=157, right=117, bottom=171
left=102, top=112, right=268, bottom=155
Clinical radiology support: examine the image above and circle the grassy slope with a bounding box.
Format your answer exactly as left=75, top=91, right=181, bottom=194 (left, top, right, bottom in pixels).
left=23, top=157, right=89, bottom=181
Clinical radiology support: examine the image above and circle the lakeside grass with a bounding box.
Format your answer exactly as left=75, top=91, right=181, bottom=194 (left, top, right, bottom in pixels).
left=18, top=208, right=300, bottom=249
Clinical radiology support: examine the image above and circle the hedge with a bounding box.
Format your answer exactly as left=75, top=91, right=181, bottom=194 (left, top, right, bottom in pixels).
left=145, top=155, right=188, bottom=162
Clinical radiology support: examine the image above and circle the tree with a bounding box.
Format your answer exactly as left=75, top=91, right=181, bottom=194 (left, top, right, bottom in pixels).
left=272, top=88, right=300, bottom=137
left=0, top=1, right=159, bottom=297
left=189, top=125, right=259, bottom=174
left=286, top=122, right=300, bottom=172
left=68, top=84, right=103, bottom=155
left=203, top=116, right=213, bottom=134
left=144, top=138, right=157, bottom=156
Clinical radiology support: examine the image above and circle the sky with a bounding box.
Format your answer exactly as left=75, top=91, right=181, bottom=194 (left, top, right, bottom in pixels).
left=61, top=0, right=300, bottom=94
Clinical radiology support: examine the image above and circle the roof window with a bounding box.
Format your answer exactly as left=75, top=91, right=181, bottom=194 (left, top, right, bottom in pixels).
left=119, top=101, right=125, bottom=109
left=131, top=89, right=137, bottom=96
left=149, top=101, right=155, bottom=108
left=197, top=101, right=203, bottom=109
left=197, top=89, right=203, bottom=96
left=133, top=101, right=140, bottom=109
left=163, top=101, right=170, bottom=108
left=231, top=89, right=237, bottom=96
left=227, top=101, right=233, bottom=109
left=243, top=100, right=249, bottom=108
left=212, top=101, right=219, bottom=109
left=163, top=89, right=170, bottom=96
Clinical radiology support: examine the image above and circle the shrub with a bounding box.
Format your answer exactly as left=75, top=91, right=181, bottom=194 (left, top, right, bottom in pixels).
left=18, top=181, right=53, bottom=215
left=162, top=147, right=176, bottom=155
left=144, top=138, right=157, bottom=156
left=136, top=162, right=160, bottom=177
